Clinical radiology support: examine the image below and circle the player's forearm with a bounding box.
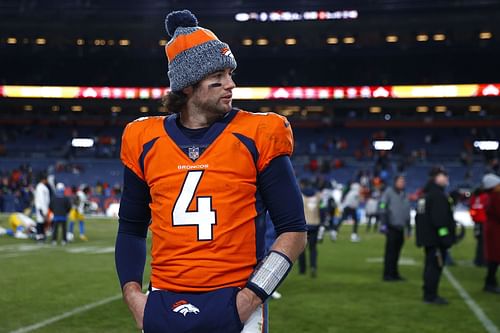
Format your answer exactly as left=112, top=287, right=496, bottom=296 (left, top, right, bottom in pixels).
left=115, top=225, right=147, bottom=288
left=122, top=281, right=147, bottom=329
left=271, top=231, right=307, bottom=262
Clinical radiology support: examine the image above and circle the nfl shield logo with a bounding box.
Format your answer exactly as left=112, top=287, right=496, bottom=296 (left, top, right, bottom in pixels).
left=188, top=146, right=200, bottom=161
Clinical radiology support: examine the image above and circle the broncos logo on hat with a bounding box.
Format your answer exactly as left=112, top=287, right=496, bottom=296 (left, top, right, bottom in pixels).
left=221, top=47, right=234, bottom=58
left=172, top=300, right=200, bottom=316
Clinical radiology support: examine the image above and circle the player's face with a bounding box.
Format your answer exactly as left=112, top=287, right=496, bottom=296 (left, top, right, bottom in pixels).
left=395, top=177, right=405, bottom=190
left=435, top=173, right=449, bottom=187
left=191, top=68, right=236, bottom=114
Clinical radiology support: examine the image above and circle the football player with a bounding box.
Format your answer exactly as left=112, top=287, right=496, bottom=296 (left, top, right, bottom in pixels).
left=115, top=10, right=307, bottom=333
left=68, top=185, right=90, bottom=241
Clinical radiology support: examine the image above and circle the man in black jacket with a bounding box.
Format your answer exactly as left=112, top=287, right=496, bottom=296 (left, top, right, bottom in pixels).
left=50, top=183, right=72, bottom=245
left=416, top=166, right=455, bottom=305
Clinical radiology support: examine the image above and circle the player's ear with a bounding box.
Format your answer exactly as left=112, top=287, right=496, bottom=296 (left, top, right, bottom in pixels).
left=182, top=86, right=194, bottom=96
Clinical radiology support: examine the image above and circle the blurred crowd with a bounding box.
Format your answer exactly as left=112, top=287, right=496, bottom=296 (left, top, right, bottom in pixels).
left=0, top=164, right=121, bottom=214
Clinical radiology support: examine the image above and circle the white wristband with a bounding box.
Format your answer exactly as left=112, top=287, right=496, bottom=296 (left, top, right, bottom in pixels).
left=247, top=250, right=292, bottom=302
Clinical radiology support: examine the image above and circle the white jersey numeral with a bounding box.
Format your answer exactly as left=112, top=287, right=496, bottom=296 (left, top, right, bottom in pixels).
left=172, top=171, right=216, bottom=241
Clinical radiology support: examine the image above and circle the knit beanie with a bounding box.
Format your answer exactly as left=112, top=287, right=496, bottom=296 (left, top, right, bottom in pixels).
left=164, top=10, right=237, bottom=92
left=482, top=173, right=500, bottom=190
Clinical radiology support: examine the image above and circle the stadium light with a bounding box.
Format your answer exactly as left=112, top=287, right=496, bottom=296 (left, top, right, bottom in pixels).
left=140, top=106, right=149, bottom=113
left=76, top=38, right=85, bottom=46
left=234, top=10, right=358, bottom=22
left=111, top=106, right=121, bottom=113
left=7, top=37, right=17, bottom=44
left=474, top=140, right=499, bottom=151
left=343, top=36, right=355, bottom=44
left=285, top=38, right=297, bottom=45
left=326, top=37, right=339, bottom=44
left=373, top=140, right=394, bottom=151
left=469, top=105, right=481, bottom=112
left=241, top=38, right=253, bottom=46
left=416, top=34, right=429, bottom=42
left=51, top=105, right=60, bottom=112
left=369, top=106, right=381, bottom=113
left=235, top=13, right=250, bottom=22
left=71, top=105, right=83, bottom=112
left=479, top=32, right=492, bottom=40
left=416, top=106, right=429, bottom=113
left=386, top=35, right=398, bottom=43
left=256, top=38, right=269, bottom=46
left=159, top=39, right=167, bottom=46
left=35, top=38, right=46, bottom=45
left=435, top=106, right=447, bottom=112
left=72, top=138, right=94, bottom=148
left=433, top=34, right=446, bottom=41
left=107, top=40, right=115, bottom=46
left=119, top=39, right=130, bottom=46
left=23, top=105, right=33, bottom=111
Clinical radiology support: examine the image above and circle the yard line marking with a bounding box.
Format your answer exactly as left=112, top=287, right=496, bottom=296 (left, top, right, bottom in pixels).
left=365, top=257, right=418, bottom=266
left=0, top=253, right=29, bottom=259
left=9, top=294, right=122, bottom=333
left=444, top=268, right=500, bottom=333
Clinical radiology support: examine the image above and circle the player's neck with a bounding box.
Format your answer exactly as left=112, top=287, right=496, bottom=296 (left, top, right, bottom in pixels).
left=179, top=107, right=224, bottom=129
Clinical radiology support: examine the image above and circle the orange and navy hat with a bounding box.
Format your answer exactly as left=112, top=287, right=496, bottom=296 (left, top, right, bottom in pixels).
left=164, top=10, right=237, bottom=92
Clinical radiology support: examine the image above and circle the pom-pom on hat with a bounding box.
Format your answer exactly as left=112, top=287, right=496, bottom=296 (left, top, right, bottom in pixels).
left=164, top=10, right=237, bottom=92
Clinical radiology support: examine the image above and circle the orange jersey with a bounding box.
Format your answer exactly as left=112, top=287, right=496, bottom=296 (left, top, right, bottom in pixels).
left=120, top=109, right=293, bottom=292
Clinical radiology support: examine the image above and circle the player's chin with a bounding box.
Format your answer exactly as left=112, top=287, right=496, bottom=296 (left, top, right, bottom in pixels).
left=218, top=100, right=233, bottom=112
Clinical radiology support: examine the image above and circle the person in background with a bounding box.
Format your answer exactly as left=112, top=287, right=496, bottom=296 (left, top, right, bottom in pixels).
left=416, top=166, right=455, bottom=305
left=68, top=185, right=90, bottom=241
left=34, top=172, right=50, bottom=242
left=333, top=182, right=362, bottom=242
left=317, top=180, right=336, bottom=242
left=482, top=173, right=500, bottom=294
left=7, top=212, right=36, bottom=239
left=299, top=179, right=322, bottom=278
left=469, top=186, right=488, bottom=267
left=49, top=182, right=72, bottom=245
left=379, top=175, right=411, bottom=281
left=365, top=190, right=380, bottom=233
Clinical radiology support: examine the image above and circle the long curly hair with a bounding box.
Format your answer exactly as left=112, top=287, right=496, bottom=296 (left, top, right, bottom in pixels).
left=162, top=83, right=200, bottom=113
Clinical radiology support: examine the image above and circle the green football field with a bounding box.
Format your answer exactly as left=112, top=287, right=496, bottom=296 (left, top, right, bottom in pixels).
left=0, top=216, right=499, bottom=333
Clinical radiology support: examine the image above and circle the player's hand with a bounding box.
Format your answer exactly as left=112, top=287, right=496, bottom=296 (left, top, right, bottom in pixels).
left=122, top=282, right=148, bottom=329
left=236, top=288, right=262, bottom=324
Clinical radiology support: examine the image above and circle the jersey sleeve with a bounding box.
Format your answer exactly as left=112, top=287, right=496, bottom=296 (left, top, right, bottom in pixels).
left=120, top=121, right=144, bottom=180
left=121, top=117, right=164, bottom=181
left=255, top=113, right=294, bottom=172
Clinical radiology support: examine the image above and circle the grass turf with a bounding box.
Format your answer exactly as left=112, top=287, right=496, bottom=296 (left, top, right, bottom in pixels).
left=0, top=216, right=498, bottom=332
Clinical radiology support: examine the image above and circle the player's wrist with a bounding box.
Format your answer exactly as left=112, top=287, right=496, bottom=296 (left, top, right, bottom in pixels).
left=122, top=281, right=143, bottom=297
left=240, top=287, right=263, bottom=307
left=246, top=250, right=292, bottom=303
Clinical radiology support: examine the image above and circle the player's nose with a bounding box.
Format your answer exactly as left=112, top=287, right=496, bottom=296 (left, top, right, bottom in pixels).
left=224, top=76, right=236, bottom=90
left=223, top=73, right=236, bottom=90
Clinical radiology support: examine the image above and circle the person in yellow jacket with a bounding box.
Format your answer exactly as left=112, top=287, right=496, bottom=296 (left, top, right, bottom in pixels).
left=68, top=185, right=90, bottom=241
left=8, top=212, right=37, bottom=239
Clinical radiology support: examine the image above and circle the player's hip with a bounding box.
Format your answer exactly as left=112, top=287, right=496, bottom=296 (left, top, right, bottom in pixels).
left=69, top=209, right=84, bottom=220
left=143, top=287, right=268, bottom=333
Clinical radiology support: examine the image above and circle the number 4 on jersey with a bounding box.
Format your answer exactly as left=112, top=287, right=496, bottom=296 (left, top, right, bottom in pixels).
left=172, top=170, right=216, bottom=241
